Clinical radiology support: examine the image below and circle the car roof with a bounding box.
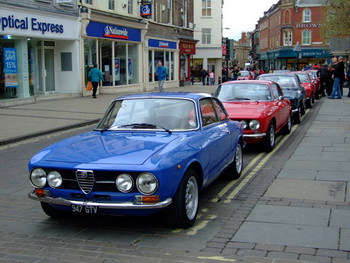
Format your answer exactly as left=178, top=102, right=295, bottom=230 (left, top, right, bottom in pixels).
left=222, top=80, right=274, bottom=85
left=115, top=92, right=213, bottom=101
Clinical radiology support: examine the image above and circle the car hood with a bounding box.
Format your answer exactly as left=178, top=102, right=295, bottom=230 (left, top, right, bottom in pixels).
left=222, top=101, right=270, bottom=119
left=30, top=131, right=180, bottom=166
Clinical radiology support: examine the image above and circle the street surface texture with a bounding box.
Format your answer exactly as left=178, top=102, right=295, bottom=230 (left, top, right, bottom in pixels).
left=0, top=86, right=349, bottom=263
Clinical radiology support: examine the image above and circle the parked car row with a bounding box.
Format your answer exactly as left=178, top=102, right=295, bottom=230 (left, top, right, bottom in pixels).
left=27, top=72, right=320, bottom=228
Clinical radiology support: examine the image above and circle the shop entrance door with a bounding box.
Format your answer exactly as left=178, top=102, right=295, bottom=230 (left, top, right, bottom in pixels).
left=38, top=44, right=55, bottom=93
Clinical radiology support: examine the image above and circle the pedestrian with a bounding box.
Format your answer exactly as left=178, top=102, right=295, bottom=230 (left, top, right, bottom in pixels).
left=88, top=64, right=104, bottom=99
left=232, top=66, right=240, bottom=80
left=201, top=68, right=208, bottom=85
left=319, top=63, right=331, bottom=97
left=155, top=61, right=167, bottom=92
left=209, top=70, right=215, bottom=85
left=329, top=56, right=345, bottom=99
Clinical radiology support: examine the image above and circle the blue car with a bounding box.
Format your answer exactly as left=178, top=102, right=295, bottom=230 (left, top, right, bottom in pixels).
left=28, top=93, right=244, bottom=228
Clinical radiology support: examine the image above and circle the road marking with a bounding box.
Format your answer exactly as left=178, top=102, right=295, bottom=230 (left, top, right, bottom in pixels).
left=186, top=215, right=217, bottom=236
left=223, top=125, right=298, bottom=203
left=197, top=256, right=237, bottom=262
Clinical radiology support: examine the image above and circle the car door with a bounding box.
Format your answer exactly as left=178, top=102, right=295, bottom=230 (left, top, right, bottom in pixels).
left=271, top=83, right=290, bottom=130
left=199, top=98, right=232, bottom=181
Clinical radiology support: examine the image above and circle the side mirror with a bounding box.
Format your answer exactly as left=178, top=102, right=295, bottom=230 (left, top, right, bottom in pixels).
left=279, top=95, right=284, bottom=101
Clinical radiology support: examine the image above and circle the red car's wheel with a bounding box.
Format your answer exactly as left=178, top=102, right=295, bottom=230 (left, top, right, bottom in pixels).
left=261, top=122, right=275, bottom=152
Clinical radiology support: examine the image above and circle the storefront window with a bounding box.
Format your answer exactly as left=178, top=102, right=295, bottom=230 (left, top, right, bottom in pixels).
left=150, top=50, right=175, bottom=82
left=128, top=43, right=138, bottom=85
left=149, top=50, right=153, bottom=82
left=84, top=39, right=97, bottom=83
left=0, top=38, right=16, bottom=99
left=115, top=42, right=126, bottom=86
left=101, top=40, right=112, bottom=86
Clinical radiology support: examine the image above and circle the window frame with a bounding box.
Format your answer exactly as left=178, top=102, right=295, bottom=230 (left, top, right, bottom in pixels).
left=202, top=28, right=211, bottom=45
left=202, top=0, right=212, bottom=17
left=303, top=9, right=311, bottom=22
left=302, top=30, right=311, bottom=45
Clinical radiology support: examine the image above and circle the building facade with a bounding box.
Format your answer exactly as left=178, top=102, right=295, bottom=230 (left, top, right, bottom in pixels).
left=234, top=32, right=251, bottom=69
left=0, top=0, right=79, bottom=103
left=192, top=0, right=223, bottom=84
left=257, top=0, right=331, bottom=72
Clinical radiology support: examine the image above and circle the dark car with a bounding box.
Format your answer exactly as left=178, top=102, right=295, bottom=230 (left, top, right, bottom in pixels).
left=28, top=93, right=244, bottom=228
left=289, top=71, right=316, bottom=108
left=257, top=73, right=306, bottom=124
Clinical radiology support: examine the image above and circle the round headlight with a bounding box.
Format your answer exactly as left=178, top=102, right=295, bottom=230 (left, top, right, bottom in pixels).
left=136, top=173, right=158, bottom=195
left=116, top=173, right=134, bottom=193
left=30, top=168, right=47, bottom=188
left=249, top=120, right=260, bottom=130
left=240, top=120, right=248, bottom=129
left=47, top=171, right=63, bottom=188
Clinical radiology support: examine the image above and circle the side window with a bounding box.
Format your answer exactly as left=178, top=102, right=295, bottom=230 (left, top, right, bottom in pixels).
left=200, top=98, right=219, bottom=127
left=212, top=99, right=228, bottom=121
left=271, top=84, right=280, bottom=100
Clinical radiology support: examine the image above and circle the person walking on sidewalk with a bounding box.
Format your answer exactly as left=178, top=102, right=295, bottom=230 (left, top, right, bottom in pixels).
left=209, top=70, right=215, bottom=85
left=88, top=64, right=104, bottom=99
left=329, top=56, right=345, bottom=99
left=155, top=61, right=167, bottom=92
left=201, top=68, right=208, bottom=85
left=319, top=63, right=331, bottom=96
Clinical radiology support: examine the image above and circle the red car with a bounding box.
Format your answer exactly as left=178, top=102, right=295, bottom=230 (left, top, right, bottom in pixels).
left=289, top=71, right=316, bottom=108
left=214, top=80, right=292, bottom=152
left=305, top=70, right=320, bottom=99
left=238, top=71, right=254, bottom=80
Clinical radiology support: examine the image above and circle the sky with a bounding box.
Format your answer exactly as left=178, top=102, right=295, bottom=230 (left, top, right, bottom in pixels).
left=222, top=0, right=279, bottom=40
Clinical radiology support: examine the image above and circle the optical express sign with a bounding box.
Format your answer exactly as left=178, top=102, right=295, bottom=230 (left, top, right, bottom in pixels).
left=0, top=10, right=76, bottom=39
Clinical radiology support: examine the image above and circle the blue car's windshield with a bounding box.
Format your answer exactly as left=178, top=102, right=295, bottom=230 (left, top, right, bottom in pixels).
left=96, top=98, right=198, bottom=131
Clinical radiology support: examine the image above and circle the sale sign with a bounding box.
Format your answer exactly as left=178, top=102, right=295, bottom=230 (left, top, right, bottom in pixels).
left=4, top=48, right=18, bottom=88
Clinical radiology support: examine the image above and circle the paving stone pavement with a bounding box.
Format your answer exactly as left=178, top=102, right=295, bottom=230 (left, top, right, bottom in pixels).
left=0, top=86, right=350, bottom=263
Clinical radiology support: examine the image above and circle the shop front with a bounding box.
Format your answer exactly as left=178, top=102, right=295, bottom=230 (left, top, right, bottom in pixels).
left=259, top=48, right=331, bottom=72
left=0, top=6, right=79, bottom=102
left=84, top=21, right=143, bottom=94
left=146, top=38, right=178, bottom=91
left=179, top=39, right=197, bottom=86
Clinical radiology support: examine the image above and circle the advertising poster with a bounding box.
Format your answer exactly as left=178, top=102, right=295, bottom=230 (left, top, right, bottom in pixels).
left=115, top=57, right=120, bottom=81
left=128, top=59, right=133, bottom=80
left=4, top=48, right=18, bottom=88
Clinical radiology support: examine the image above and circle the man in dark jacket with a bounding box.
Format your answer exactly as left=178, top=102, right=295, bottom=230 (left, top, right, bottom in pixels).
left=329, top=56, right=345, bottom=99
left=319, top=63, right=331, bottom=96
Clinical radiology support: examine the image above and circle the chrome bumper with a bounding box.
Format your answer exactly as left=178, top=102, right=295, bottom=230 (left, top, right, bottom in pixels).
left=28, top=191, right=172, bottom=210
left=243, top=133, right=266, bottom=139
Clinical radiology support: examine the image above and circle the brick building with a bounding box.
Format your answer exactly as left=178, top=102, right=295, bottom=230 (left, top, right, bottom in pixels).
left=256, top=0, right=331, bottom=71
left=234, top=32, right=251, bottom=69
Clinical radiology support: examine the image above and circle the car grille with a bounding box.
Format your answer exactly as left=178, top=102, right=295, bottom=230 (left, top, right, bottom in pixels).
left=76, top=170, right=95, bottom=194
left=50, top=169, right=139, bottom=193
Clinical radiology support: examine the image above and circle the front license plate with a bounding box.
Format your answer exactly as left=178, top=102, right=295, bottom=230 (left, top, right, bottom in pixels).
left=71, top=204, right=98, bottom=214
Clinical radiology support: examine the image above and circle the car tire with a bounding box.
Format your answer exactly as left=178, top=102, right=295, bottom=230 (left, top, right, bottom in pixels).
left=306, top=96, right=313, bottom=108
left=293, top=106, right=301, bottom=124
left=165, top=169, right=199, bottom=228
left=261, top=122, right=275, bottom=152
left=301, top=102, right=306, bottom=115
left=315, top=90, right=320, bottom=100
left=281, top=115, right=292, bottom=134
left=41, top=202, right=72, bottom=218
left=224, top=141, right=243, bottom=180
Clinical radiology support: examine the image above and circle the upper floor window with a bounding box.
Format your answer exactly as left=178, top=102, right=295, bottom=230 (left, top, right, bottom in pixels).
left=108, top=0, right=115, bottom=10
left=85, top=0, right=93, bottom=4
left=303, top=9, right=311, bottom=22
left=302, top=31, right=311, bottom=45
left=283, top=31, right=293, bottom=46
left=202, top=0, right=211, bottom=16
left=128, top=0, right=133, bottom=14
left=202, top=28, right=211, bottom=44
left=283, top=9, right=291, bottom=24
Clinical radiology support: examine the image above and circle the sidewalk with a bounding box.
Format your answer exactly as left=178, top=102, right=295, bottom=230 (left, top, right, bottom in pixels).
left=0, top=84, right=215, bottom=145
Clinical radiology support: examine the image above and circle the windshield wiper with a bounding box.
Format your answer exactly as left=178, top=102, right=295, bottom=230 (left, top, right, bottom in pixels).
left=226, top=97, right=251, bottom=101
left=119, top=123, right=172, bottom=134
